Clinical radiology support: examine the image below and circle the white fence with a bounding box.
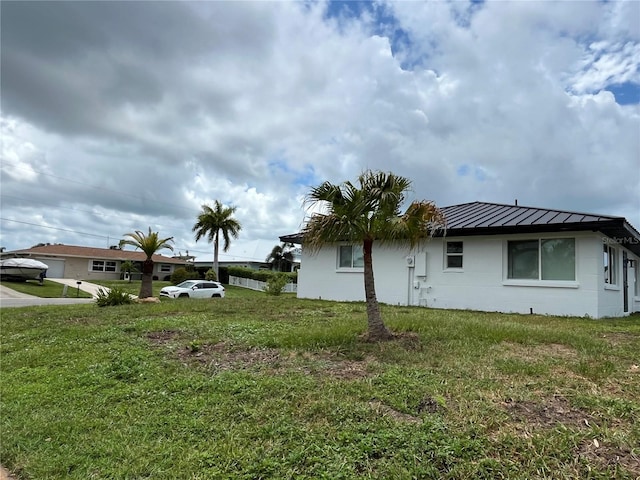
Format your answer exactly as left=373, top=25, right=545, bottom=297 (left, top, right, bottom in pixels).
left=229, top=275, right=297, bottom=293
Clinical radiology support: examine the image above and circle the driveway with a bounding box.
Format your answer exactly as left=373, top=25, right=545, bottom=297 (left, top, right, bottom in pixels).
left=47, top=278, right=108, bottom=298
left=0, top=280, right=106, bottom=308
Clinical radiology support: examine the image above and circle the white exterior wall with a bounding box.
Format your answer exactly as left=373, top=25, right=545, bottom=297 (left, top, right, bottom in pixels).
left=596, top=235, right=640, bottom=318
left=297, top=232, right=638, bottom=318
left=420, top=234, right=599, bottom=317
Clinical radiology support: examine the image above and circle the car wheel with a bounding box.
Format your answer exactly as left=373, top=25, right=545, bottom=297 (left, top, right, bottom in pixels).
left=179, top=293, right=189, bottom=298
left=212, top=294, right=221, bottom=298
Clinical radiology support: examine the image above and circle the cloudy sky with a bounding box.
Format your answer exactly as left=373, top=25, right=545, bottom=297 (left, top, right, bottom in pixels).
left=1, top=0, right=639, bottom=262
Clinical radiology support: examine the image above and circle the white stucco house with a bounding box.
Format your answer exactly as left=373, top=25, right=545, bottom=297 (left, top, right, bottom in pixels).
left=281, top=202, right=640, bottom=319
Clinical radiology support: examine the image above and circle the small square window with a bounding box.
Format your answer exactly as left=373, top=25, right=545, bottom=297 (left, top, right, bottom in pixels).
left=338, top=245, right=364, bottom=269
left=446, top=241, right=463, bottom=269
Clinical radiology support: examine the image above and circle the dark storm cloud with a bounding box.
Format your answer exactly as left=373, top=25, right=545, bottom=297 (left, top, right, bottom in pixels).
left=0, top=1, right=275, bottom=139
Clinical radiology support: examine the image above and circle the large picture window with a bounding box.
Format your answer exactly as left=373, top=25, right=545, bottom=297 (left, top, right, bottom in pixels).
left=507, top=238, right=575, bottom=281
left=91, top=260, right=117, bottom=272
left=338, top=245, right=364, bottom=269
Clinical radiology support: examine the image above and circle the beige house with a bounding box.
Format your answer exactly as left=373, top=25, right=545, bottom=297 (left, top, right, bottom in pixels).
left=1, top=244, right=188, bottom=281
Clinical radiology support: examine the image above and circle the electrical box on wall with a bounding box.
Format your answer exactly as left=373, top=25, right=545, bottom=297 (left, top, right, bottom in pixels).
left=406, top=256, right=415, bottom=267
left=414, top=252, right=427, bottom=277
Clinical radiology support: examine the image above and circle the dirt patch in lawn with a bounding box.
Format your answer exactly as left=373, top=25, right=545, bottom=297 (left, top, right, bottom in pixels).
left=578, top=440, right=640, bottom=477
left=501, top=395, right=591, bottom=429
left=599, top=332, right=639, bottom=347
left=500, top=395, right=639, bottom=475
left=146, top=331, right=374, bottom=380
left=369, top=400, right=422, bottom=424
left=496, top=342, right=578, bottom=362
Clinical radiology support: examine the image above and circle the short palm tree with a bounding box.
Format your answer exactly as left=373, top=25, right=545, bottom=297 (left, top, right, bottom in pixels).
left=302, top=170, right=446, bottom=341
left=192, top=201, right=242, bottom=280
left=266, top=243, right=295, bottom=272
left=119, top=228, right=174, bottom=298
left=120, top=260, right=138, bottom=283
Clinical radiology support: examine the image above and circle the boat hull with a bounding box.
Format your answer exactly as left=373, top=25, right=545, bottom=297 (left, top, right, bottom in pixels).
left=0, top=259, right=49, bottom=281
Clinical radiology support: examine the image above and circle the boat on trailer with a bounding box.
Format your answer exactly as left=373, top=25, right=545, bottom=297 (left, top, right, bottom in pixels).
left=0, top=258, right=49, bottom=281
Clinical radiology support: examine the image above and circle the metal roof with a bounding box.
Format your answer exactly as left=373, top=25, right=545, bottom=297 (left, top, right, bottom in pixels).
left=442, top=201, right=621, bottom=230
left=440, top=202, right=640, bottom=255
left=281, top=201, right=640, bottom=255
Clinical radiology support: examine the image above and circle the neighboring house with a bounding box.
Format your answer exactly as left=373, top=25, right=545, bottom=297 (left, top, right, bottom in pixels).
left=281, top=202, right=640, bottom=319
left=1, top=244, right=188, bottom=281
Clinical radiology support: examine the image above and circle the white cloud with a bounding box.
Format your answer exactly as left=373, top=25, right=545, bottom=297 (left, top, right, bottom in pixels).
left=0, top=0, right=638, bottom=256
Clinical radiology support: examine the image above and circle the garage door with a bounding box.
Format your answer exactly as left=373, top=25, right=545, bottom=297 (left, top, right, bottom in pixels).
left=38, top=258, right=65, bottom=278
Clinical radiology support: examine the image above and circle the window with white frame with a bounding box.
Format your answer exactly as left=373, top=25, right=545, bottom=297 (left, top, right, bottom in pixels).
left=603, top=244, right=617, bottom=285
left=91, top=260, right=117, bottom=272
left=338, top=245, right=364, bottom=269
left=159, top=264, right=172, bottom=273
left=446, top=241, right=463, bottom=269
left=507, top=238, right=575, bottom=281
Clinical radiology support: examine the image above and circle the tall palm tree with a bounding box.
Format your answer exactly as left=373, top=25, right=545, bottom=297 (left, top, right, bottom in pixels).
left=192, top=201, right=242, bottom=280
left=265, top=243, right=295, bottom=272
left=302, top=170, right=446, bottom=341
left=119, top=228, right=174, bottom=298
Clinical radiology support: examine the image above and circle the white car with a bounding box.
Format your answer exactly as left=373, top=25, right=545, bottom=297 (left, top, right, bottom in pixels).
left=160, top=280, right=225, bottom=299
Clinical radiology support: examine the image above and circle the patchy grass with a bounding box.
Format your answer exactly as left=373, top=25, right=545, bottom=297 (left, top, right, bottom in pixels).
left=0, top=279, right=93, bottom=298
left=1, top=293, right=639, bottom=479
left=89, top=280, right=171, bottom=298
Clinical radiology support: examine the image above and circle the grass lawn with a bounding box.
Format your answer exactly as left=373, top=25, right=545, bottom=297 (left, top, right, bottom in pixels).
left=1, top=292, right=638, bottom=479
left=90, top=280, right=267, bottom=299
left=0, top=279, right=93, bottom=299
left=89, top=279, right=172, bottom=298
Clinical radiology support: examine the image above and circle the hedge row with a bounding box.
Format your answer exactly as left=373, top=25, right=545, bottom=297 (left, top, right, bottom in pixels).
left=227, top=266, right=297, bottom=284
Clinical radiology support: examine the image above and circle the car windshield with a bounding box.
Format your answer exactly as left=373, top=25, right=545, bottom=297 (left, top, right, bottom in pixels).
left=176, top=281, right=198, bottom=288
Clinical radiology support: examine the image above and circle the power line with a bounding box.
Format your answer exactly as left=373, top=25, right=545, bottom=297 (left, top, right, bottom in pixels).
left=0, top=217, right=109, bottom=240
left=0, top=193, right=190, bottom=235
left=0, top=160, right=201, bottom=216
left=0, top=217, right=271, bottom=261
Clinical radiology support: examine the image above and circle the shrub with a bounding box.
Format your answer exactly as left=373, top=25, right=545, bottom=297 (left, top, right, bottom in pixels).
left=205, top=269, right=217, bottom=281
left=227, top=266, right=297, bottom=284
left=171, top=267, right=200, bottom=285
left=95, top=287, right=134, bottom=307
left=264, top=273, right=289, bottom=296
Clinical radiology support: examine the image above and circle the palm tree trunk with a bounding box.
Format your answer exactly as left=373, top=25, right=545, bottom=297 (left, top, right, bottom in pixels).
left=139, top=259, right=154, bottom=298
left=362, top=239, right=393, bottom=341
left=213, top=234, right=219, bottom=281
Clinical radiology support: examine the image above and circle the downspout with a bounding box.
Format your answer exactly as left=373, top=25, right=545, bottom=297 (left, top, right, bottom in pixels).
left=407, top=265, right=413, bottom=306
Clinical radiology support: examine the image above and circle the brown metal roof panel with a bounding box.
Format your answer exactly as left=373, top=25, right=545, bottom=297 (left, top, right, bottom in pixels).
left=534, top=210, right=562, bottom=224
left=477, top=206, right=519, bottom=227
left=564, top=213, right=589, bottom=223
left=499, top=208, right=540, bottom=226
left=470, top=205, right=516, bottom=227
left=517, top=208, right=550, bottom=225
left=552, top=212, right=573, bottom=223
left=454, top=204, right=508, bottom=227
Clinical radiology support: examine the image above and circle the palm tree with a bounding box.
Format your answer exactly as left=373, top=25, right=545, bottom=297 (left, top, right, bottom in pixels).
left=302, top=170, right=446, bottom=341
left=192, top=201, right=242, bottom=280
left=120, top=260, right=138, bottom=283
left=119, top=228, right=174, bottom=298
left=265, top=243, right=295, bottom=272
